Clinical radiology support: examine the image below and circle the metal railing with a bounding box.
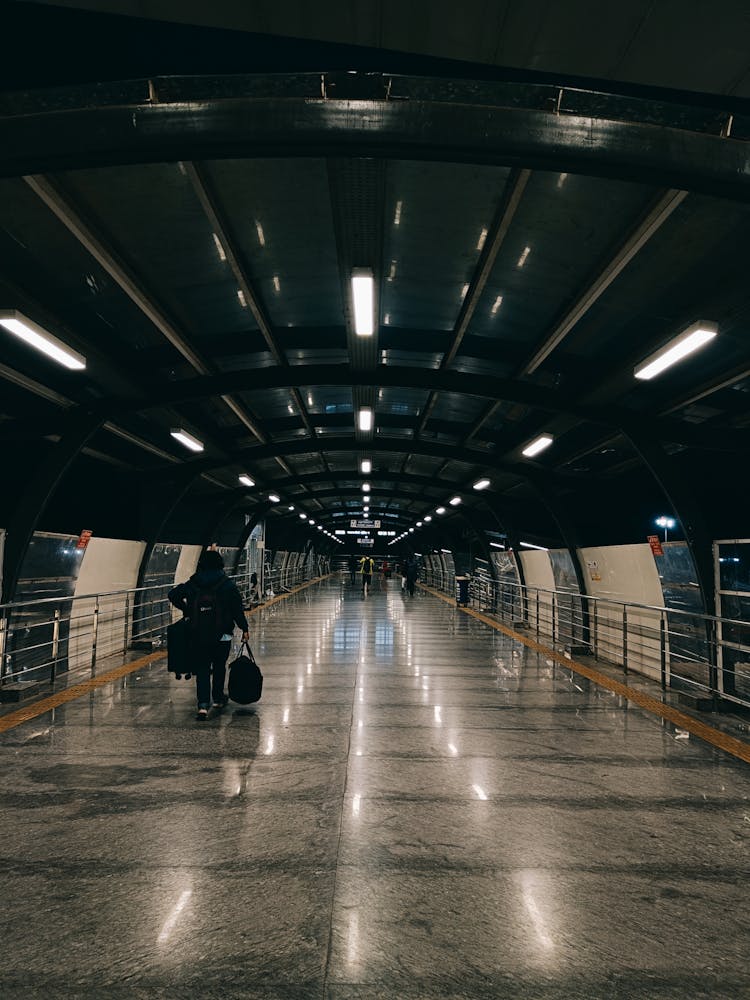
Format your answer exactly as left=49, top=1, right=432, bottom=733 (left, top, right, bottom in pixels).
left=0, top=556, right=330, bottom=692
left=422, top=570, right=750, bottom=711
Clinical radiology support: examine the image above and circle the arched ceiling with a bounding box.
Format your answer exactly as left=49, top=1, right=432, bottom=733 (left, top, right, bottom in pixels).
left=1, top=2, right=750, bottom=568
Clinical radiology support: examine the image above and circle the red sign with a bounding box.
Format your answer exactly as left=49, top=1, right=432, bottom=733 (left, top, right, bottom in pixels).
left=76, top=529, right=93, bottom=550
left=647, top=534, right=663, bottom=557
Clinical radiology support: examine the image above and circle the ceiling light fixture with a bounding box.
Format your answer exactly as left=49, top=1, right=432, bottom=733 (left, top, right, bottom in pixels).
left=238, top=475, right=255, bottom=487
left=634, top=321, right=718, bottom=381
left=362, top=482, right=370, bottom=492
left=522, top=434, right=553, bottom=458
left=351, top=268, right=374, bottom=336
left=268, top=494, right=281, bottom=503
left=449, top=497, right=462, bottom=506
left=436, top=507, right=446, bottom=515
left=424, top=515, right=432, bottom=522
left=473, top=478, right=491, bottom=490
left=299, top=513, right=307, bottom=520
left=0, top=309, right=86, bottom=370
left=360, top=459, right=372, bottom=474
left=358, top=407, right=373, bottom=432
left=170, top=429, right=204, bottom=452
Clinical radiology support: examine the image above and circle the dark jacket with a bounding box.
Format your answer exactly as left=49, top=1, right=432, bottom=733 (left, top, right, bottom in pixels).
left=168, top=569, right=249, bottom=637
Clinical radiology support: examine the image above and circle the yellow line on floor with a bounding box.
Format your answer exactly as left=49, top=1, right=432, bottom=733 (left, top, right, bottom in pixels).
left=420, top=584, right=750, bottom=766
left=0, top=574, right=332, bottom=735
left=0, top=651, right=166, bottom=735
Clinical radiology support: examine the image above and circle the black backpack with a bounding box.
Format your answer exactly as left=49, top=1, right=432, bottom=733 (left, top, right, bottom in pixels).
left=188, top=580, right=224, bottom=644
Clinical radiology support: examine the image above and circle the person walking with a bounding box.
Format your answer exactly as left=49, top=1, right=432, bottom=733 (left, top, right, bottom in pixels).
left=168, top=549, right=250, bottom=721
left=405, top=555, right=419, bottom=597
left=359, top=553, right=375, bottom=596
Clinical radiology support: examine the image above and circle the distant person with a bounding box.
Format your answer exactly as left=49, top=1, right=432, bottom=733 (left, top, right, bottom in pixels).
left=359, top=554, right=375, bottom=596
left=348, top=554, right=357, bottom=585
left=405, top=555, right=418, bottom=597
left=168, top=550, right=250, bottom=721
left=249, top=571, right=260, bottom=604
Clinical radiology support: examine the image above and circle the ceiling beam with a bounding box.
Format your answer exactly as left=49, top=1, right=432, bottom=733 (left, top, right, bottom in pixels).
left=521, top=188, right=689, bottom=375
left=416, top=168, right=530, bottom=437
left=6, top=96, right=750, bottom=203
left=23, top=173, right=269, bottom=449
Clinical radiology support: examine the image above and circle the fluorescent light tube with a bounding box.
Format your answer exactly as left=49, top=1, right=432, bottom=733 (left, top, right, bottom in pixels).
left=238, top=475, right=255, bottom=487
left=522, top=434, right=553, bottom=458
left=358, top=407, right=373, bottom=432
left=170, top=429, right=204, bottom=452
left=351, top=269, right=374, bottom=336
left=0, top=310, right=86, bottom=370
left=473, top=479, right=490, bottom=490
left=634, top=321, right=718, bottom=380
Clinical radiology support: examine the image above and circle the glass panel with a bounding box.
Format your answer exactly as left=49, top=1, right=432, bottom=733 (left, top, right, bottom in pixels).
left=6, top=532, right=84, bottom=681
left=134, top=543, right=181, bottom=640
left=717, top=542, right=750, bottom=592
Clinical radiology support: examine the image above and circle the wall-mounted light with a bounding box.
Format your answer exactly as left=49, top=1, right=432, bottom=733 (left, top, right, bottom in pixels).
left=522, top=434, right=553, bottom=458
left=351, top=268, right=374, bottom=336
left=170, top=429, right=204, bottom=452
left=634, top=321, right=718, bottom=380
left=0, top=309, right=86, bottom=370
left=239, top=475, right=255, bottom=487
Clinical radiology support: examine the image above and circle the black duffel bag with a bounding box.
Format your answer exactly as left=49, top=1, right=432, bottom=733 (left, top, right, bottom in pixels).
left=228, top=640, right=263, bottom=705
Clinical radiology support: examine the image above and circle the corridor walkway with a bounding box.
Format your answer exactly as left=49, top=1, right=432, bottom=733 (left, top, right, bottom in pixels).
left=0, top=577, right=748, bottom=998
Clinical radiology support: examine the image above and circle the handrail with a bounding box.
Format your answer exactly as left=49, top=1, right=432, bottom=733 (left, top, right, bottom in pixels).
left=422, top=568, right=750, bottom=711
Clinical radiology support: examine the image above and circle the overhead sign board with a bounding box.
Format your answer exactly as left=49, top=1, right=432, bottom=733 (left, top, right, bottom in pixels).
left=351, top=519, right=380, bottom=529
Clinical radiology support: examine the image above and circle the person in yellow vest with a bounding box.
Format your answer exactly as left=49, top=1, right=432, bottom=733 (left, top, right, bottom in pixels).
left=358, top=554, right=375, bottom=596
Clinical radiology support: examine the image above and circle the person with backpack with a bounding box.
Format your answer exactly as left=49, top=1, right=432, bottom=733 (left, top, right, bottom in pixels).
left=168, top=550, right=250, bottom=721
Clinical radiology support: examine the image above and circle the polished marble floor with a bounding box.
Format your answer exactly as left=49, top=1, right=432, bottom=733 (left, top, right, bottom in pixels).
left=1, top=576, right=749, bottom=998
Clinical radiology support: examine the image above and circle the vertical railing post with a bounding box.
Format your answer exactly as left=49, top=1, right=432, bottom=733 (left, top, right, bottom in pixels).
left=591, top=601, right=599, bottom=660
left=123, top=591, right=131, bottom=654
left=535, top=590, right=540, bottom=638
left=0, top=611, right=7, bottom=683
left=622, top=606, right=628, bottom=675
left=51, top=608, right=61, bottom=685
left=91, top=596, right=100, bottom=674
left=659, top=611, right=667, bottom=691
left=551, top=593, right=557, bottom=645
left=707, top=618, right=719, bottom=698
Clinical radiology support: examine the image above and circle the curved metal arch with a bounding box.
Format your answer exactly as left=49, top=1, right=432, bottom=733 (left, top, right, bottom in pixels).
left=152, top=435, right=585, bottom=487
left=4, top=92, right=750, bottom=203
left=120, top=363, right=595, bottom=422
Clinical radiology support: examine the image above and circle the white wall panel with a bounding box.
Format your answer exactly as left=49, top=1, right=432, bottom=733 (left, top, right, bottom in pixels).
left=518, top=550, right=555, bottom=632
left=69, top=537, right=146, bottom=669
left=175, top=545, right=201, bottom=586
left=579, top=543, right=663, bottom=679
left=519, top=550, right=555, bottom=590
